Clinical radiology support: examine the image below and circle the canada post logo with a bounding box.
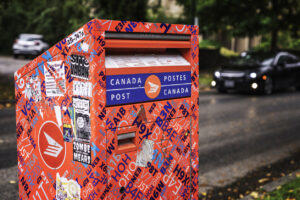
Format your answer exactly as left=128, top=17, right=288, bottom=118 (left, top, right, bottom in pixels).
left=145, top=75, right=161, bottom=99
left=38, top=121, right=66, bottom=169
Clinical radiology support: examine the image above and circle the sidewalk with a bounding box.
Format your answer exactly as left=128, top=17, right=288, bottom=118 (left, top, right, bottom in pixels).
left=242, top=169, right=300, bottom=200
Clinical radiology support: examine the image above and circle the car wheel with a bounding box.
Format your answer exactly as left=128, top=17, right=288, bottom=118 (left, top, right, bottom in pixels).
left=13, top=54, right=18, bottom=59
left=296, top=86, right=300, bottom=91
left=263, top=77, right=273, bottom=95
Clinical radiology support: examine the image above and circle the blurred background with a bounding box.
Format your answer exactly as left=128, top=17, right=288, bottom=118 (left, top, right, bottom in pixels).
left=1, top=0, right=300, bottom=199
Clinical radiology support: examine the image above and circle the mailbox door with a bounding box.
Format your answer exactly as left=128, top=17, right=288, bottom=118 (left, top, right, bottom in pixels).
left=105, top=115, right=192, bottom=200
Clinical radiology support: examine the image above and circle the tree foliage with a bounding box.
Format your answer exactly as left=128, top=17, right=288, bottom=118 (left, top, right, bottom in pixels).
left=0, top=0, right=150, bottom=54
left=177, top=0, right=300, bottom=51
left=0, top=0, right=90, bottom=54
left=91, top=0, right=148, bottom=22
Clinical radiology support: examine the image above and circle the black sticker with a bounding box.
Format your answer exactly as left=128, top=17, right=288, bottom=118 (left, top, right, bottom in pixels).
left=73, top=140, right=91, bottom=164
left=72, top=97, right=91, bottom=142
left=70, top=55, right=89, bottom=80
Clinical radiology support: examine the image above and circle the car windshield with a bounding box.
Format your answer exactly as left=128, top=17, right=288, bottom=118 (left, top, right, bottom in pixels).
left=231, top=53, right=274, bottom=66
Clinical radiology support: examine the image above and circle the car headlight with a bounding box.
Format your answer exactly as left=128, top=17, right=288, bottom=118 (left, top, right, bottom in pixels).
left=250, top=72, right=257, bottom=78
left=214, top=71, right=221, bottom=78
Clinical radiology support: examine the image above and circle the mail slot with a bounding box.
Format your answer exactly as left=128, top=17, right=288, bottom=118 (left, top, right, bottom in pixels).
left=14, top=19, right=199, bottom=200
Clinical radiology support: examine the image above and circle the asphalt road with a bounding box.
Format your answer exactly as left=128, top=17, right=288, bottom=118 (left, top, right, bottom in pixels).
left=0, top=56, right=29, bottom=75
left=198, top=90, right=300, bottom=193
left=1, top=89, right=300, bottom=199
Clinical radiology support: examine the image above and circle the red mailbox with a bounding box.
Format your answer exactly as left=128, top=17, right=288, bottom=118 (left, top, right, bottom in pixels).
left=15, top=19, right=199, bottom=200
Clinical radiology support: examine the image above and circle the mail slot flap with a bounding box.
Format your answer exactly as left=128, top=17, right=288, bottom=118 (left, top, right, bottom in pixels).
left=105, top=53, right=190, bottom=75
left=105, top=98, right=191, bottom=130
left=105, top=39, right=191, bottom=49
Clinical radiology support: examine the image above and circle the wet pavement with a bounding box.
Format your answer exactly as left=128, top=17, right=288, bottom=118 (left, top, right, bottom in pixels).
left=198, top=90, right=300, bottom=193
left=1, top=89, right=300, bottom=199
left=0, top=56, right=29, bottom=75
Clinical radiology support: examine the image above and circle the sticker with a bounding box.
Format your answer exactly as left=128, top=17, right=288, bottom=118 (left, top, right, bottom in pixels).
left=80, top=41, right=89, bottom=52
left=72, top=97, right=91, bottom=142
left=38, top=121, right=66, bottom=169
left=44, top=61, right=66, bottom=97
left=63, top=124, right=73, bottom=142
left=136, top=139, right=154, bottom=167
left=70, top=55, right=89, bottom=80
left=23, top=75, right=42, bottom=102
left=73, top=141, right=91, bottom=164
left=56, top=173, right=80, bottom=200
left=106, top=71, right=191, bottom=106
left=66, top=28, right=85, bottom=47
left=73, top=80, right=92, bottom=97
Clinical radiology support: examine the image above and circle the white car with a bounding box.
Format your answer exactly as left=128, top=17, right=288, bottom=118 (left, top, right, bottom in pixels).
left=13, top=34, right=49, bottom=58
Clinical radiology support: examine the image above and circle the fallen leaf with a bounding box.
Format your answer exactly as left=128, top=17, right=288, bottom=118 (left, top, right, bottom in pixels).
left=239, top=194, right=244, bottom=198
left=258, top=178, right=269, bottom=183
left=201, top=192, right=207, bottom=196
left=266, top=173, right=271, bottom=177
left=250, top=191, right=259, bottom=198
left=9, top=180, right=16, bottom=184
left=288, top=189, right=294, bottom=193
left=296, top=172, right=300, bottom=178
left=276, top=186, right=282, bottom=190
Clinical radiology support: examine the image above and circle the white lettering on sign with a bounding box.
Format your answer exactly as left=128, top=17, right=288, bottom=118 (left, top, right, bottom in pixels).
left=163, top=87, right=189, bottom=96
left=73, top=81, right=92, bottom=97
left=110, top=77, right=142, bottom=86
left=66, top=28, right=85, bottom=47
left=163, top=74, right=187, bottom=82
left=110, top=93, right=130, bottom=101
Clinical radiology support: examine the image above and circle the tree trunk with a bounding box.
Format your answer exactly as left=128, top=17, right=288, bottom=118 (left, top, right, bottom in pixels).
left=271, top=28, right=278, bottom=52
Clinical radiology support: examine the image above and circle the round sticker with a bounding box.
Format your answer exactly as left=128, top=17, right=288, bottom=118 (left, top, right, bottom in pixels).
left=38, top=121, right=66, bottom=169
left=144, top=75, right=161, bottom=99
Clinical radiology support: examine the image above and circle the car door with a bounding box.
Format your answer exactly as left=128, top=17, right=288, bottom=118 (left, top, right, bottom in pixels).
left=272, top=53, right=291, bottom=89
left=284, top=55, right=300, bottom=87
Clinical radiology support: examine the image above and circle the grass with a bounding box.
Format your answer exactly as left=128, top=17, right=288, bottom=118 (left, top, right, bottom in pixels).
left=199, top=71, right=213, bottom=90
left=0, top=75, right=15, bottom=109
left=260, top=177, right=300, bottom=200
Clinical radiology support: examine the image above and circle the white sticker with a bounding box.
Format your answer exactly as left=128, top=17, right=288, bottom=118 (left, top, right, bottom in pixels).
left=44, top=61, right=66, bottom=97
left=73, top=81, right=92, bottom=97
left=81, top=42, right=89, bottom=52
left=23, top=75, right=42, bottom=102
left=136, top=139, right=154, bottom=167
left=56, top=173, right=80, bottom=200
left=67, top=28, right=85, bottom=47
left=73, top=97, right=91, bottom=142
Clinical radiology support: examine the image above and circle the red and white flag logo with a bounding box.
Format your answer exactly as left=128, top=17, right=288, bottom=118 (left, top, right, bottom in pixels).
left=38, top=121, right=65, bottom=169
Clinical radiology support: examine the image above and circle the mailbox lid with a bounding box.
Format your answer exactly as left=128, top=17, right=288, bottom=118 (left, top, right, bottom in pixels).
left=105, top=53, right=190, bottom=75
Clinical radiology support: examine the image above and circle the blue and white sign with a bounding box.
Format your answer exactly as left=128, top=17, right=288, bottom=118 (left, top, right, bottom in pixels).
left=106, top=71, right=191, bottom=106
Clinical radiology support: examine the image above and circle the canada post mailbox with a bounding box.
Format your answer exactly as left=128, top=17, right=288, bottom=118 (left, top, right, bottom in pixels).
left=15, top=19, right=199, bottom=200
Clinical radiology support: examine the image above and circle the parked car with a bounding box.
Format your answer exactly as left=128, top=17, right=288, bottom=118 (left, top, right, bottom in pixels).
left=211, top=51, right=300, bottom=94
left=12, top=33, right=49, bottom=58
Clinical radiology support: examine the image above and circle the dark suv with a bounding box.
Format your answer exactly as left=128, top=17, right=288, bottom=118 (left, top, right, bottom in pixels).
left=211, top=51, right=300, bottom=94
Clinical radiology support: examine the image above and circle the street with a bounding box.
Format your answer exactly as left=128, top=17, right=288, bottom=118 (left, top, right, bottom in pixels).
left=1, top=88, right=300, bottom=198
left=198, top=90, right=300, bottom=193
left=0, top=56, right=29, bottom=75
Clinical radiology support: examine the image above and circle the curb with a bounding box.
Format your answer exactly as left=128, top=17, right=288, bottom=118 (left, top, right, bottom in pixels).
left=241, top=169, right=300, bottom=200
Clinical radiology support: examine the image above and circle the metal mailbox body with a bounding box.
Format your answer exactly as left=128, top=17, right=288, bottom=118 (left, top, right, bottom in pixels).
left=15, top=19, right=199, bottom=200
